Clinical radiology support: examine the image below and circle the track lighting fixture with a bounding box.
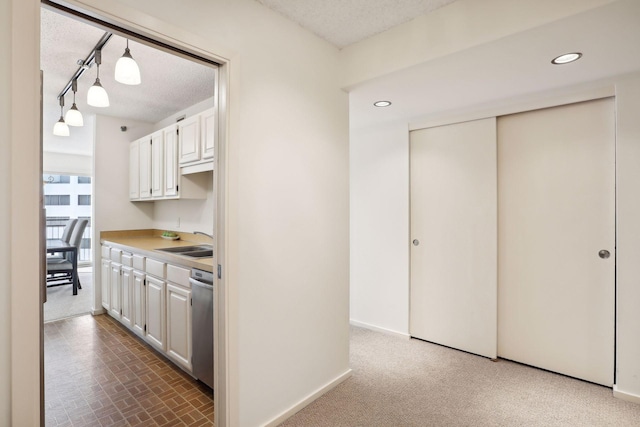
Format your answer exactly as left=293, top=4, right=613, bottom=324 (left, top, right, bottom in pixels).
left=115, top=39, right=141, bottom=85
left=87, top=48, right=110, bottom=107
left=55, top=32, right=144, bottom=136
left=64, top=79, right=84, bottom=126
left=53, top=96, right=70, bottom=137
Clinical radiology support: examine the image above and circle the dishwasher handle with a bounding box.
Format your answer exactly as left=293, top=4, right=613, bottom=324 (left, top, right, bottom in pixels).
left=189, top=277, right=214, bottom=290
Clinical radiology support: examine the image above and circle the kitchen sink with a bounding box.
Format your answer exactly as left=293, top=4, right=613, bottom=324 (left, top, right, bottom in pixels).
left=157, top=245, right=213, bottom=258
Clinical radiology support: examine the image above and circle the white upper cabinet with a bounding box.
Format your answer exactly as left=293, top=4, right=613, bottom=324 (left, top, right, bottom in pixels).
left=129, top=141, right=140, bottom=200
left=130, top=108, right=214, bottom=201
left=178, top=115, right=201, bottom=164
left=139, top=138, right=152, bottom=199
left=151, top=130, right=164, bottom=199
left=163, top=125, right=179, bottom=198
left=201, top=107, right=215, bottom=160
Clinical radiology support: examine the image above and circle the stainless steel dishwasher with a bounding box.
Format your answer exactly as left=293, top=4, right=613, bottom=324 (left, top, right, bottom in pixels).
left=190, top=268, right=214, bottom=389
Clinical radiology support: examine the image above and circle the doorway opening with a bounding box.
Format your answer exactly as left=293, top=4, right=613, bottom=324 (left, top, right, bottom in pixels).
left=40, top=1, right=226, bottom=425
left=43, top=173, right=93, bottom=322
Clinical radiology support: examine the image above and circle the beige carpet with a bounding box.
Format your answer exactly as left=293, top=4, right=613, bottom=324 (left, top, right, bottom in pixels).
left=281, top=327, right=640, bottom=426
left=44, top=267, right=93, bottom=322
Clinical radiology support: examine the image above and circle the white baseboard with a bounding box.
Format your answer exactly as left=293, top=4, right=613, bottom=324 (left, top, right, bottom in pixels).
left=350, top=319, right=411, bottom=340
left=613, top=385, right=640, bottom=405
left=91, top=307, right=105, bottom=316
left=263, top=369, right=353, bottom=427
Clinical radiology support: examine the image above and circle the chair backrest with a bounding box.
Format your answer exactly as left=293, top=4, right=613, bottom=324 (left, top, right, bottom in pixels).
left=61, top=219, right=77, bottom=243
left=67, top=219, right=88, bottom=261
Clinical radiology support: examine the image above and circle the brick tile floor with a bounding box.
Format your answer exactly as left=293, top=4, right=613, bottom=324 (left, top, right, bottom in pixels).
left=45, top=314, right=214, bottom=426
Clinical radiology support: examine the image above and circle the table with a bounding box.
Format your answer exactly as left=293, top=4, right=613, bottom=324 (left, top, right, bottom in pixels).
left=46, top=239, right=78, bottom=295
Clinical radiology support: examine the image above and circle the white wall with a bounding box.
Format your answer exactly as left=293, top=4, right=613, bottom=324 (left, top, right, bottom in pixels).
left=350, top=122, right=410, bottom=336
left=3, top=0, right=41, bottom=424
left=93, top=114, right=154, bottom=311
left=152, top=178, right=214, bottom=235
left=75, top=1, right=350, bottom=426
left=43, top=151, right=93, bottom=176
left=0, top=0, right=13, bottom=423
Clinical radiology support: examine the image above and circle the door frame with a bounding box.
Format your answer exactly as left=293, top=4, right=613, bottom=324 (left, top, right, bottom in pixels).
left=35, top=1, right=231, bottom=426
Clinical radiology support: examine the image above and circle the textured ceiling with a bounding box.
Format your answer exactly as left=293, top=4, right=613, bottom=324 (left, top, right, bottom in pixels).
left=256, top=0, right=460, bottom=48
left=41, top=8, right=215, bottom=154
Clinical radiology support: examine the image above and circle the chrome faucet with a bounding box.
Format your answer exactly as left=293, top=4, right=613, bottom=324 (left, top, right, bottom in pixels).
left=194, top=231, right=214, bottom=240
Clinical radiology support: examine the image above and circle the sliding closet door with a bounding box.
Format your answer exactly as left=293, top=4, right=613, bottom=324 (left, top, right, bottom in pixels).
left=410, top=118, right=497, bottom=359
left=497, top=98, right=615, bottom=386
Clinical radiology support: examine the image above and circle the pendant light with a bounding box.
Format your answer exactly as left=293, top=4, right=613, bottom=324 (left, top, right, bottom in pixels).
left=64, top=79, right=84, bottom=126
left=53, top=96, right=70, bottom=137
left=87, top=48, right=110, bottom=107
left=114, top=39, right=141, bottom=85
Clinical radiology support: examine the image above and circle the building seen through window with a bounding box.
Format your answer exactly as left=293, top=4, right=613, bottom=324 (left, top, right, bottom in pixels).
left=43, top=174, right=93, bottom=263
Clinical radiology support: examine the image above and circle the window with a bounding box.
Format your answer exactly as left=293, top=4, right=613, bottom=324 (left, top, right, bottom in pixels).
left=78, top=195, right=91, bottom=205
left=43, top=174, right=70, bottom=184
left=77, top=176, right=91, bottom=184
left=45, top=195, right=70, bottom=205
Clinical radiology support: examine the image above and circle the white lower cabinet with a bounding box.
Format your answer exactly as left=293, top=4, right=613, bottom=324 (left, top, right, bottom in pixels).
left=110, top=263, right=122, bottom=320
left=146, top=275, right=166, bottom=351
left=101, top=259, right=111, bottom=311
left=101, top=244, right=196, bottom=375
left=166, top=284, right=192, bottom=371
left=121, top=266, right=134, bottom=327
left=132, top=270, right=146, bottom=337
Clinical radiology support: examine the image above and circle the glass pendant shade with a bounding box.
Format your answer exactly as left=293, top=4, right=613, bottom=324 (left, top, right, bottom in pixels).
left=53, top=117, right=70, bottom=136
left=64, top=103, right=84, bottom=126
left=87, top=78, right=110, bottom=107
left=115, top=47, right=141, bottom=85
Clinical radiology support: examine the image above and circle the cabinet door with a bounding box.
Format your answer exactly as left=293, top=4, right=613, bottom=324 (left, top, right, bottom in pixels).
left=139, top=138, right=152, bottom=199
left=166, top=283, right=192, bottom=371
left=164, top=125, right=179, bottom=197
left=121, top=266, right=134, bottom=327
left=101, top=259, right=111, bottom=311
left=110, top=263, right=122, bottom=320
left=146, top=276, right=166, bottom=351
left=200, top=108, right=215, bottom=160
left=129, top=141, right=140, bottom=200
left=151, top=130, right=164, bottom=199
left=132, top=271, right=146, bottom=337
left=178, top=115, right=200, bottom=164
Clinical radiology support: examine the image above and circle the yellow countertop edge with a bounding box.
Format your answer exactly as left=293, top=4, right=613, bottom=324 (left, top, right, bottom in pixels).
left=100, top=229, right=214, bottom=273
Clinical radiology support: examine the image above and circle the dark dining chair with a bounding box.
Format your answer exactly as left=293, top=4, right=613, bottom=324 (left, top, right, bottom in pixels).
left=46, top=219, right=88, bottom=289
left=60, top=218, right=77, bottom=243
left=48, top=219, right=77, bottom=261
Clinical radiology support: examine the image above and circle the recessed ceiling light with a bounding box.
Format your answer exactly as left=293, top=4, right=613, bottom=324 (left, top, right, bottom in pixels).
left=374, top=101, right=392, bottom=107
left=551, top=52, right=582, bottom=65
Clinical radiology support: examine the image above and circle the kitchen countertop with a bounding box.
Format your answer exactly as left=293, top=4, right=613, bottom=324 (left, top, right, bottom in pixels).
left=101, top=229, right=214, bottom=273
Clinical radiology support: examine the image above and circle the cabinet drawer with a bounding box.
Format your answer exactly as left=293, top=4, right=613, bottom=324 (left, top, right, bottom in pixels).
left=101, top=245, right=110, bottom=259
left=121, top=253, right=133, bottom=267
left=167, top=264, right=190, bottom=288
left=110, top=248, right=122, bottom=263
left=146, top=258, right=166, bottom=278
left=133, top=254, right=146, bottom=271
